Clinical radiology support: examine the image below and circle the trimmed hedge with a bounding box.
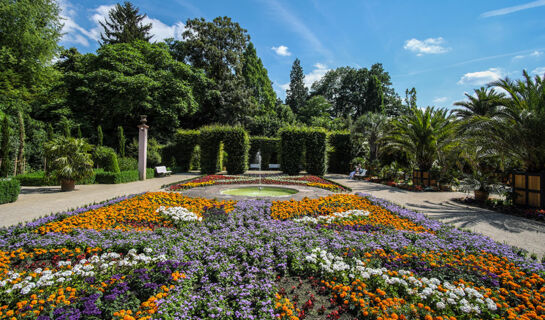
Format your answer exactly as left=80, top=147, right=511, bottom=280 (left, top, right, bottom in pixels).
left=118, top=157, right=138, bottom=171
left=95, top=168, right=154, bottom=184
left=199, top=125, right=249, bottom=174
left=279, top=127, right=306, bottom=175
left=93, top=146, right=119, bottom=172
left=304, top=128, right=328, bottom=176
left=249, top=137, right=280, bottom=169
left=171, top=129, right=200, bottom=172
left=280, top=127, right=328, bottom=176
left=327, top=131, right=352, bottom=174
left=0, top=178, right=20, bottom=204
left=15, top=170, right=102, bottom=186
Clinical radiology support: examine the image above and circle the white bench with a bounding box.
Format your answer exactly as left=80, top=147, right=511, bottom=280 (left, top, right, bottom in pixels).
left=249, top=164, right=260, bottom=169
left=269, top=164, right=280, bottom=169
left=155, top=166, right=172, bottom=176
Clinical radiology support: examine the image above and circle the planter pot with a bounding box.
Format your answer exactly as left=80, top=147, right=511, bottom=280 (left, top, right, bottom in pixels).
left=474, top=190, right=489, bottom=202
left=61, top=179, right=75, bottom=192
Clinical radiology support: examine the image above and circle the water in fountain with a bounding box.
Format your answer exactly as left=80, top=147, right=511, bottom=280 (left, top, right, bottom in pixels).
left=256, top=150, right=262, bottom=190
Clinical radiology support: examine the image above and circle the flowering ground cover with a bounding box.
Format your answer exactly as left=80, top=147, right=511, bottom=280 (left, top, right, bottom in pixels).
left=0, top=192, right=544, bottom=319
left=167, top=174, right=349, bottom=192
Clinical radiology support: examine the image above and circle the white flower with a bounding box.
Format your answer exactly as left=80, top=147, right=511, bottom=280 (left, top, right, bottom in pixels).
left=436, top=301, right=446, bottom=309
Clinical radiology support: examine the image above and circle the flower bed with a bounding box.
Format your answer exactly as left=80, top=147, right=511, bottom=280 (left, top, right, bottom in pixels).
left=0, top=193, right=544, bottom=319
left=167, top=174, right=349, bottom=192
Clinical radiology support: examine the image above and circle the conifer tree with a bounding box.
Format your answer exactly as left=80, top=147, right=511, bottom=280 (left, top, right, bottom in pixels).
left=97, top=125, right=103, bottom=146
left=99, top=1, right=152, bottom=45
left=16, top=111, right=25, bottom=175
left=285, top=58, right=308, bottom=116
left=0, top=116, right=11, bottom=177
left=117, top=126, right=125, bottom=157
left=242, top=42, right=276, bottom=112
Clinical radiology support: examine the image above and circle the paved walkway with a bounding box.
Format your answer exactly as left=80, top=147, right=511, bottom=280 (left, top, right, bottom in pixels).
left=326, top=174, right=545, bottom=259
left=0, top=173, right=200, bottom=227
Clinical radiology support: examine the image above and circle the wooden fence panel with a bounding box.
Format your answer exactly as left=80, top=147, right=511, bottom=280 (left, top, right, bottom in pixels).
left=512, top=172, right=544, bottom=208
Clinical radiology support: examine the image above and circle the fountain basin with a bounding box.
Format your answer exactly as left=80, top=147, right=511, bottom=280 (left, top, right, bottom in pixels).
left=220, top=186, right=298, bottom=197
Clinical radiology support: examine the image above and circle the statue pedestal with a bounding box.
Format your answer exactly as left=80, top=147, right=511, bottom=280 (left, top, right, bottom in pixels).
left=138, top=123, right=148, bottom=180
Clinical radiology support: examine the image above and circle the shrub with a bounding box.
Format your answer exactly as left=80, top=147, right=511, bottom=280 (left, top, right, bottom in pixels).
left=304, top=127, right=328, bottom=176
left=15, top=170, right=101, bottom=186
left=222, top=126, right=249, bottom=174
left=279, top=127, right=306, bottom=175
left=147, top=138, right=162, bottom=168
left=104, top=151, right=120, bottom=173
left=0, top=178, right=20, bottom=204
left=199, top=126, right=225, bottom=174
left=171, top=129, right=199, bottom=172
left=328, top=131, right=352, bottom=173
left=93, top=146, right=117, bottom=169
left=190, top=145, right=200, bottom=170
left=95, top=168, right=154, bottom=184
left=118, top=157, right=138, bottom=171
left=249, top=137, right=280, bottom=169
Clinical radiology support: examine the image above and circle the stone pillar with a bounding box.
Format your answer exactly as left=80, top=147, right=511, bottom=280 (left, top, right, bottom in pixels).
left=137, top=115, right=149, bottom=180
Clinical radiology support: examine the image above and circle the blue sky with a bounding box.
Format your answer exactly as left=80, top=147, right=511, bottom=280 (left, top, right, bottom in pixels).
left=59, top=0, right=545, bottom=109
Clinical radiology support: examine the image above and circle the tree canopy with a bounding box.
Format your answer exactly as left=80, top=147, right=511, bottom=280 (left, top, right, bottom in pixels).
left=285, top=58, right=308, bottom=116
left=99, top=1, right=152, bottom=45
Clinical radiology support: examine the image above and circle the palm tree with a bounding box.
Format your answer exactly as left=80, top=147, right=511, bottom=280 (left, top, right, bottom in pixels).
left=453, top=87, right=505, bottom=119
left=351, top=112, right=388, bottom=163
left=45, top=137, right=94, bottom=191
left=488, top=71, right=545, bottom=172
left=382, top=107, right=455, bottom=171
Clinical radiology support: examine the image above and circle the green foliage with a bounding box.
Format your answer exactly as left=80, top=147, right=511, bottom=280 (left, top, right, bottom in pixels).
left=118, top=157, right=138, bottom=171
left=199, top=125, right=249, bottom=174
left=304, top=128, right=328, bottom=176
left=382, top=107, right=455, bottom=171
left=60, top=41, right=204, bottom=141
left=97, top=125, right=103, bottom=146
left=285, top=58, right=308, bottom=116
left=76, top=126, right=82, bottom=139
left=222, top=126, right=249, bottom=174
left=352, top=112, right=388, bottom=163
left=15, top=170, right=101, bottom=186
left=95, top=168, right=154, bottom=184
left=249, top=137, right=280, bottom=169
left=99, top=1, right=152, bottom=45
left=279, top=127, right=306, bottom=175
left=104, top=151, right=120, bottom=173
left=328, top=131, right=352, bottom=173
left=299, top=95, right=331, bottom=125
left=16, top=111, right=25, bottom=175
left=63, top=121, right=71, bottom=138
left=93, top=146, right=117, bottom=170
left=45, top=137, right=94, bottom=182
left=117, top=126, right=125, bottom=157
left=172, top=129, right=199, bottom=172
left=242, top=42, right=276, bottom=113
left=147, top=138, right=162, bottom=168
left=311, top=64, right=401, bottom=119
left=0, top=178, right=20, bottom=204
left=190, top=145, right=201, bottom=170
left=0, top=116, right=10, bottom=177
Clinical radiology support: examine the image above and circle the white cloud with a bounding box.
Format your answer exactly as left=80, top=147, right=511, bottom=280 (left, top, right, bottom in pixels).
left=304, top=63, right=330, bottom=89
left=532, top=67, right=545, bottom=75
left=404, top=37, right=450, bottom=56
left=481, top=0, right=545, bottom=18
left=272, top=45, right=291, bottom=56
left=60, top=2, right=184, bottom=46
left=458, top=68, right=504, bottom=85
left=512, top=50, right=543, bottom=60
left=279, top=83, right=290, bottom=91
left=433, top=97, right=448, bottom=104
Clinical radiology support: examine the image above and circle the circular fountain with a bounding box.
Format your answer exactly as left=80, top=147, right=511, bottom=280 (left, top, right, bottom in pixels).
left=221, top=186, right=298, bottom=197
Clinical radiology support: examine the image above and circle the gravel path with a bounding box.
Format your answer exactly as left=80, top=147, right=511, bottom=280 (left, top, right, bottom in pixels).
left=0, top=173, right=200, bottom=227
left=326, top=174, right=545, bottom=259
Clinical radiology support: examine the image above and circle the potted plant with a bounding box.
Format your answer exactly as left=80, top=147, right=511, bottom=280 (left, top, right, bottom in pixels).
left=458, top=171, right=506, bottom=202
left=45, top=137, right=94, bottom=191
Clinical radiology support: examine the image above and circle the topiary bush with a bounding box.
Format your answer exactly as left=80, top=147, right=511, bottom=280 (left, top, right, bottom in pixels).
left=118, top=157, right=138, bottom=171
left=327, top=131, right=352, bottom=174
left=279, top=127, right=306, bottom=175
left=305, top=127, right=328, bottom=176
left=0, top=178, right=20, bottom=204
left=199, top=126, right=225, bottom=174
left=95, top=168, right=154, bottom=184
left=93, top=146, right=117, bottom=170
left=169, top=129, right=199, bottom=172
left=104, top=151, right=120, bottom=173
left=223, top=126, right=249, bottom=174
left=249, top=137, right=280, bottom=169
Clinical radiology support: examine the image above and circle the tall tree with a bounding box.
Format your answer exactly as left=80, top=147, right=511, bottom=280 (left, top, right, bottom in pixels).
left=285, top=58, right=307, bottom=116
left=97, top=125, right=103, bottom=146
left=0, top=0, right=62, bottom=102
left=168, top=16, right=255, bottom=125
left=99, top=1, right=152, bottom=45
left=242, top=42, right=276, bottom=113
left=117, top=126, right=125, bottom=157
left=16, top=111, right=25, bottom=175
left=0, top=116, right=10, bottom=177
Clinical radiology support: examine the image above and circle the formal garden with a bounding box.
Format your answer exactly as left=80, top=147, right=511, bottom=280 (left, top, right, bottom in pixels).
left=1, top=1, right=545, bottom=319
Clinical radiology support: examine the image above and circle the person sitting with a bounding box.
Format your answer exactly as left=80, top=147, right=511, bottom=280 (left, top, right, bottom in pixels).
left=349, top=164, right=362, bottom=179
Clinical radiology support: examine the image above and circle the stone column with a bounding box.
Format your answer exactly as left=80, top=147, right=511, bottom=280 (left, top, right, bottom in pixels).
left=137, top=115, right=149, bottom=180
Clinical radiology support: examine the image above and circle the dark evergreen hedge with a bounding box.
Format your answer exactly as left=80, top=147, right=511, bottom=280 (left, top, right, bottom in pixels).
left=15, top=170, right=102, bottom=186
left=0, top=179, right=20, bottom=204
left=249, top=137, right=280, bottom=169
left=95, top=168, right=154, bottom=184
left=171, top=129, right=200, bottom=172
left=304, top=128, right=328, bottom=176
left=327, top=131, right=352, bottom=173
left=199, top=125, right=249, bottom=174
left=223, top=126, right=249, bottom=174
left=279, top=127, right=306, bottom=175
